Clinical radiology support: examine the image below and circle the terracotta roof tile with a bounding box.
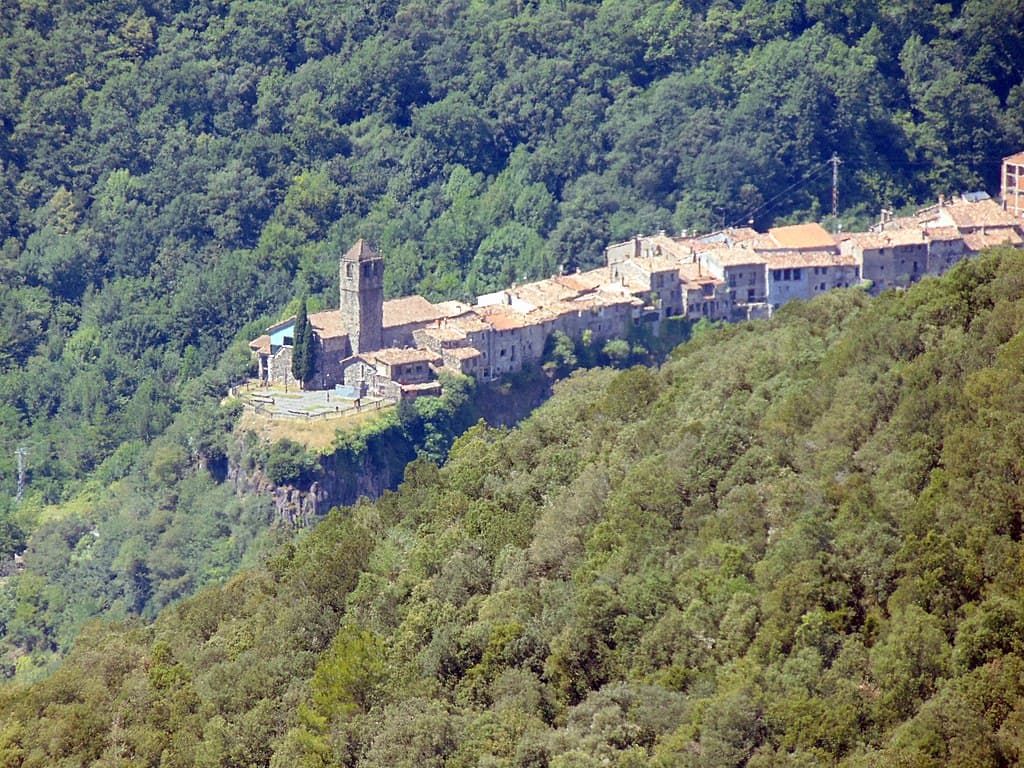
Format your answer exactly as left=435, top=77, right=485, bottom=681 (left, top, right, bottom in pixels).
left=554, top=272, right=603, bottom=292
left=962, top=229, right=1024, bottom=251
left=766, top=223, right=837, bottom=250
left=432, top=300, right=474, bottom=317
left=383, top=296, right=445, bottom=328
left=476, top=306, right=531, bottom=331
left=343, top=238, right=379, bottom=262
left=400, top=381, right=443, bottom=394
left=448, top=313, right=493, bottom=334
left=419, top=326, right=466, bottom=342
left=308, top=310, right=347, bottom=339
left=1003, top=151, right=1024, bottom=164
left=938, top=198, right=1021, bottom=229
left=766, top=250, right=858, bottom=269
left=370, top=347, right=442, bottom=366
left=703, top=247, right=767, bottom=267
left=249, top=335, right=271, bottom=354
left=444, top=346, right=482, bottom=360
left=677, top=263, right=722, bottom=285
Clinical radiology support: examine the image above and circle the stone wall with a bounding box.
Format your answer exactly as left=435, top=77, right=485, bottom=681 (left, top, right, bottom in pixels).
left=267, top=346, right=294, bottom=386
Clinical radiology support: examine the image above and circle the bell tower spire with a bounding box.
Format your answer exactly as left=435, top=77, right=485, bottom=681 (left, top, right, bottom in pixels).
left=339, top=239, right=384, bottom=354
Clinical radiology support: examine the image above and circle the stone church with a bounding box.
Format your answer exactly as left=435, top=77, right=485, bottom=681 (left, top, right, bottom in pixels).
left=249, top=240, right=476, bottom=399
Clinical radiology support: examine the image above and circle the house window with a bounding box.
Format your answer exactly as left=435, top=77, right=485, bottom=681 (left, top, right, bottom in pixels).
left=747, top=288, right=755, bottom=301
left=783, top=269, right=791, bottom=280
left=792, top=268, right=802, bottom=280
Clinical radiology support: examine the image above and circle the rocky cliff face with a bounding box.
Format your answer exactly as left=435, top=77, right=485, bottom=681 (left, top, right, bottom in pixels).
left=229, top=369, right=555, bottom=527
left=228, top=443, right=409, bottom=526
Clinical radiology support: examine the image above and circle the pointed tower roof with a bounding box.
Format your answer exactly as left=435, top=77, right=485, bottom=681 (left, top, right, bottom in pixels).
left=344, top=238, right=380, bottom=262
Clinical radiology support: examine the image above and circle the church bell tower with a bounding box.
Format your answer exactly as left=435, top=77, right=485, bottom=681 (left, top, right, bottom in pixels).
left=340, top=239, right=384, bottom=354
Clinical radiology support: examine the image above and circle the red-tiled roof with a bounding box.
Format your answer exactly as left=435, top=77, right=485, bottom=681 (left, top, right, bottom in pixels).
left=554, top=273, right=601, bottom=292
left=383, top=295, right=445, bottom=328
left=962, top=229, right=1024, bottom=251
left=444, top=346, right=482, bottom=360
left=1003, top=151, right=1024, bottom=165
left=371, top=347, right=442, bottom=366
left=248, top=335, right=271, bottom=354
left=419, top=326, right=466, bottom=342
left=766, top=222, right=837, bottom=250
left=308, top=310, right=347, bottom=339
left=432, top=300, right=474, bottom=317
left=343, top=238, right=379, bottom=262
left=939, top=198, right=1021, bottom=229
left=677, top=263, right=722, bottom=285
left=765, top=250, right=858, bottom=269
left=448, top=313, right=492, bottom=334
left=476, top=306, right=531, bottom=331
left=703, top=247, right=767, bottom=267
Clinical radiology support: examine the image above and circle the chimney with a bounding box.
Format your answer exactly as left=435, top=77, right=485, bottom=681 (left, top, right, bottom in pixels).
left=939, top=194, right=946, bottom=207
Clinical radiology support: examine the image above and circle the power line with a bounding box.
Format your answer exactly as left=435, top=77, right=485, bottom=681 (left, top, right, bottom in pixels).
left=727, top=160, right=831, bottom=230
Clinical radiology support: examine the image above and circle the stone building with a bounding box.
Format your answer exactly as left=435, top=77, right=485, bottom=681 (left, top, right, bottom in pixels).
left=340, top=239, right=384, bottom=355
left=701, top=247, right=769, bottom=310
left=251, top=183, right=1024, bottom=399
left=341, top=347, right=442, bottom=400
left=1003, top=152, right=1024, bottom=219
left=765, top=251, right=859, bottom=308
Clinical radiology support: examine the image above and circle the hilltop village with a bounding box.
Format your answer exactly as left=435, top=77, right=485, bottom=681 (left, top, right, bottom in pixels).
left=249, top=153, right=1024, bottom=401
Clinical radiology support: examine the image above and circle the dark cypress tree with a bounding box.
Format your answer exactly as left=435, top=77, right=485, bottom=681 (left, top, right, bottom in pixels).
left=291, top=298, right=309, bottom=388
left=299, top=307, right=317, bottom=384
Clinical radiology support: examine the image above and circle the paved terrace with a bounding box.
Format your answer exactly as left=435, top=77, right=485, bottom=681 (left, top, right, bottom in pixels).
left=228, top=382, right=393, bottom=420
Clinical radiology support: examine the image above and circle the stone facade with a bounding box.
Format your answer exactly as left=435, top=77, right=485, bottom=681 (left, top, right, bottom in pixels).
left=340, top=239, right=384, bottom=354
left=251, top=187, right=1024, bottom=397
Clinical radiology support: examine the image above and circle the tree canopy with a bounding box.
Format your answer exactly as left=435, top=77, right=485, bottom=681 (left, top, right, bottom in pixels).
left=0, top=0, right=1023, bottom=753
left=3, top=248, right=1024, bottom=765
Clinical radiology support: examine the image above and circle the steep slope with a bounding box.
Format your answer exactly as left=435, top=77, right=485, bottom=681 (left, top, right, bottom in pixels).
left=2, top=248, right=1024, bottom=766
left=2, top=0, right=1023, bottom=683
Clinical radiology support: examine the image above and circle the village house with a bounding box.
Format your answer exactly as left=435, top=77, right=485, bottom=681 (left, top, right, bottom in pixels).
left=765, top=250, right=859, bottom=309
left=700, top=246, right=769, bottom=314
left=1003, top=151, right=1024, bottom=220
left=341, top=347, right=443, bottom=400
left=250, top=157, right=1024, bottom=400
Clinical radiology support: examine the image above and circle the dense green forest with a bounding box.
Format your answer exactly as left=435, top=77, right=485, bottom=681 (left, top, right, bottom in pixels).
left=0, top=249, right=1022, bottom=766
left=0, top=0, right=1023, bottom=693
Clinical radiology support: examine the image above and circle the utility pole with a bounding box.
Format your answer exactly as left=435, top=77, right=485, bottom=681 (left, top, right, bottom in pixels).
left=829, top=154, right=842, bottom=233
left=15, top=447, right=27, bottom=504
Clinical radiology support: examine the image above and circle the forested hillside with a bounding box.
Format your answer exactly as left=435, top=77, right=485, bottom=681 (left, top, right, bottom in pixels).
left=2, top=0, right=1022, bottom=500
left=1, top=0, right=1023, bottom=689
left=2, top=249, right=1023, bottom=766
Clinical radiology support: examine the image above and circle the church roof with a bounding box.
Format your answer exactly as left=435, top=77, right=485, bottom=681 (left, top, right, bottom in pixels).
left=308, top=310, right=348, bottom=339
left=383, top=295, right=446, bottom=328
left=343, top=238, right=380, bottom=262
